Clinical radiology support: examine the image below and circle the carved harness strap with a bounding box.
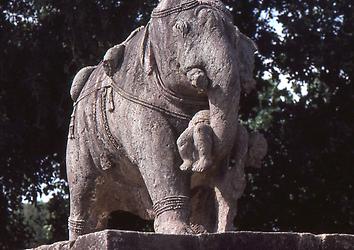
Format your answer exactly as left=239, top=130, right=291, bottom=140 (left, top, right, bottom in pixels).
left=105, top=1, right=231, bottom=123
left=108, top=78, right=193, bottom=121
left=107, top=1, right=219, bottom=121
left=151, top=0, right=231, bottom=19
left=151, top=0, right=199, bottom=18
left=153, top=67, right=208, bottom=106
left=70, top=0, right=230, bottom=137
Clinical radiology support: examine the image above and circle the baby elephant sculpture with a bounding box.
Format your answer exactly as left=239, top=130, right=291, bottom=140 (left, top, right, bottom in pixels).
left=189, top=122, right=267, bottom=232
left=177, top=110, right=213, bottom=172
left=66, top=0, right=261, bottom=240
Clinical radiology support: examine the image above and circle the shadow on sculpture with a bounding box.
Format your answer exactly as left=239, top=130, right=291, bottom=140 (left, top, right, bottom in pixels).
left=66, top=0, right=266, bottom=240
left=107, top=210, right=154, bottom=232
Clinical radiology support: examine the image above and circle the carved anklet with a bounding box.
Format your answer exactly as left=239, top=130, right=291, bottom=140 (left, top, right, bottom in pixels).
left=153, top=195, right=190, bottom=217
left=68, top=217, right=86, bottom=235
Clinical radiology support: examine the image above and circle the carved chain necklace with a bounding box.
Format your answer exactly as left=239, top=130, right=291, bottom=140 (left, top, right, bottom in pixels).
left=151, top=0, right=199, bottom=18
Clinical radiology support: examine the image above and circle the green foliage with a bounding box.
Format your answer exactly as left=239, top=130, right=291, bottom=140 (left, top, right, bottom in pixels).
left=45, top=194, right=70, bottom=243
left=22, top=202, right=51, bottom=247
left=20, top=196, right=69, bottom=248
left=230, top=0, right=354, bottom=234
left=0, top=0, right=353, bottom=248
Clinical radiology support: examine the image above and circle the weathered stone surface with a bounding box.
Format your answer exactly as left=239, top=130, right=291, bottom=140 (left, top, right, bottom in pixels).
left=66, top=0, right=264, bottom=240
left=32, top=230, right=354, bottom=250
left=321, top=234, right=354, bottom=250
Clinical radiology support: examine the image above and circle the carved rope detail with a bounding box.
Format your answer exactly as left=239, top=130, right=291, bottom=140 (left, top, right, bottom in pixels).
left=101, top=87, right=122, bottom=151
left=151, top=0, right=230, bottom=19
left=108, top=78, right=192, bottom=121
left=151, top=0, right=199, bottom=18
left=68, top=217, right=85, bottom=235
left=68, top=106, right=77, bottom=139
left=154, top=68, right=208, bottom=106
left=153, top=195, right=190, bottom=217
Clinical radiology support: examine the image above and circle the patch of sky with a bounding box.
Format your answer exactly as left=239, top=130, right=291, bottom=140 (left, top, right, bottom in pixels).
left=22, top=155, right=68, bottom=204
left=262, top=63, right=309, bottom=102
left=332, top=14, right=344, bottom=35
left=114, top=1, right=122, bottom=8
left=23, top=179, right=68, bottom=204
left=260, top=10, right=285, bottom=41
left=3, top=9, right=39, bottom=26
left=259, top=10, right=309, bottom=102
left=225, top=5, right=233, bottom=12
left=3, top=2, right=62, bottom=26
left=136, top=12, right=143, bottom=22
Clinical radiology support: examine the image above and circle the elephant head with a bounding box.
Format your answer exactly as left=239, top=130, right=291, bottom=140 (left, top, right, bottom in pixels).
left=143, top=0, right=257, bottom=162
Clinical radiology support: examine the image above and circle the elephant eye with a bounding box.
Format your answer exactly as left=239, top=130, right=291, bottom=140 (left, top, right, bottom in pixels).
left=173, top=20, right=190, bottom=37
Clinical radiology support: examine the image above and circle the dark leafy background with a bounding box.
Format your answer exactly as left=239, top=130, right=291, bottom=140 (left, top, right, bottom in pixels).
left=0, top=0, right=353, bottom=248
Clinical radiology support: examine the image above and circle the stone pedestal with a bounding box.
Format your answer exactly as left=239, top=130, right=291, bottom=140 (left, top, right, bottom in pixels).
left=33, top=230, right=354, bottom=250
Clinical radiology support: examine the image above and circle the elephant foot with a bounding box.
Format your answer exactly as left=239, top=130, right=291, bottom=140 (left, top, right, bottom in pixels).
left=179, top=161, right=193, bottom=171
left=153, top=196, right=194, bottom=234
left=154, top=210, right=194, bottom=234
left=192, top=157, right=213, bottom=172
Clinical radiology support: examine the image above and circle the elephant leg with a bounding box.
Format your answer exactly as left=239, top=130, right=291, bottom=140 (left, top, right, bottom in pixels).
left=132, top=115, right=192, bottom=234
left=66, top=138, right=105, bottom=240
left=142, top=150, right=192, bottom=234
left=190, top=186, right=217, bottom=232
left=214, top=185, right=237, bottom=232
left=214, top=166, right=246, bottom=232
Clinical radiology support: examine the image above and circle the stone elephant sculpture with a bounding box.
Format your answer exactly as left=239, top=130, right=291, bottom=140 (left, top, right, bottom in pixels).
left=66, top=0, right=259, bottom=240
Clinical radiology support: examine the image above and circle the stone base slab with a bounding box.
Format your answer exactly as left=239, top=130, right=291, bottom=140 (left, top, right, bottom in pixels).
left=32, top=230, right=354, bottom=250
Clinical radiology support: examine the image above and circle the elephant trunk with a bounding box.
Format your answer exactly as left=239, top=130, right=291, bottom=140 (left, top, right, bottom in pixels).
left=206, top=50, right=240, bottom=163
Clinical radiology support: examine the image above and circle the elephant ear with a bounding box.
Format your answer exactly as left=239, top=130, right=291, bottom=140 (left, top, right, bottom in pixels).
left=235, top=26, right=258, bottom=94
left=103, top=26, right=144, bottom=77
left=103, top=44, right=125, bottom=77
left=140, top=22, right=156, bottom=75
